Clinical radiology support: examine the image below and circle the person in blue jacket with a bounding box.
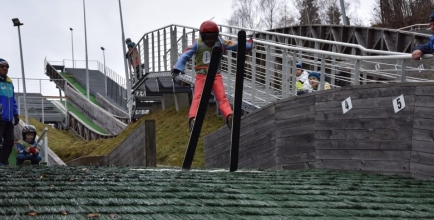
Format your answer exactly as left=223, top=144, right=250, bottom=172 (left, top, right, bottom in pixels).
left=412, top=10, right=434, bottom=60
left=0, top=58, right=20, bottom=165
left=16, top=125, right=41, bottom=165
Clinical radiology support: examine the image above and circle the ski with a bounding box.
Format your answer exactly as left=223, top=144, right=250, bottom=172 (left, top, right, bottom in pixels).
left=182, top=46, right=222, bottom=170
left=36, top=127, right=49, bottom=165
left=229, top=31, right=246, bottom=172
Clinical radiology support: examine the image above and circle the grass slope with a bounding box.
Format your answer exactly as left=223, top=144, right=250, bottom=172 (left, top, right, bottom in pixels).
left=26, top=105, right=225, bottom=167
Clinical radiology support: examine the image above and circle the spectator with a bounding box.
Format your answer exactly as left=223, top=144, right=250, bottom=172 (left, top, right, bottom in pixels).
left=171, top=20, right=253, bottom=131
left=16, top=125, right=42, bottom=165
left=411, top=10, right=434, bottom=60
left=307, top=72, right=331, bottom=92
left=0, top=58, right=20, bottom=166
left=127, top=43, right=141, bottom=80
left=125, top=38, right=136, bottom=48
left=295, top=62, right=310, bottom=93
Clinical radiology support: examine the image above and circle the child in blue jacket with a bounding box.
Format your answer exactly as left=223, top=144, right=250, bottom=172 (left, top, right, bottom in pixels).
left=16, top=125, right=41, bottom=165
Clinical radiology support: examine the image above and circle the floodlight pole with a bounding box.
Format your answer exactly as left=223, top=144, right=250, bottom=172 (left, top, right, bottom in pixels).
left=12, top=18, right=28, bottom=124
left=83, top=0, right=90, bottom=100
left=70, top=28, right=75, bottom=68
left=101, top=47, right=107, bottom=95
left=118, top=0, right=132, bottom=109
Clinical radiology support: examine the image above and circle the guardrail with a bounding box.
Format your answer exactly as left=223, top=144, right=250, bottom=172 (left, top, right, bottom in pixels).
left=129, top=24, right=434, bottom=112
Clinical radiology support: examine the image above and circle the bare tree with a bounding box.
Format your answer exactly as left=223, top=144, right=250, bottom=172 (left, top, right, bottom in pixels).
left=227, top=0, right=262, bottom=29
left=276, top=0, right=298, bottom=27
left=259, top=0, right=282, bottom=29
left=372, top=0, right=434, bottom=28
left=296, top=0, right=321, bottom=25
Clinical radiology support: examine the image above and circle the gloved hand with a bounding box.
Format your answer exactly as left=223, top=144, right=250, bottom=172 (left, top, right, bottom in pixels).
left=171, top=69, right=182, bottom=79
left=13, top=115, right=20, bottom=126
left=29, top=147, right=38, bottom=155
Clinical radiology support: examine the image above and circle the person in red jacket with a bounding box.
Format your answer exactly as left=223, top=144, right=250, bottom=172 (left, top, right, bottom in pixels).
left=171, top=20, right=253, bottom=131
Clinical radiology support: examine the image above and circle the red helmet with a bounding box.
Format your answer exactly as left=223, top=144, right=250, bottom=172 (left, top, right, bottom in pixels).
left=199, top=20, right=219, bottom=34
left=199, top=21, right=219, bottom=47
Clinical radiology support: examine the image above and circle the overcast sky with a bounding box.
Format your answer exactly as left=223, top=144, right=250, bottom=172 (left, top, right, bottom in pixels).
left=1, top=0, right=376, bottom=95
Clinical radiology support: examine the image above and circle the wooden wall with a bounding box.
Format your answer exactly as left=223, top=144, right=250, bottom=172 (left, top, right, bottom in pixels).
left=204, top=82, right=434, bottom=180
left=99, top=120, right=156, bottom=167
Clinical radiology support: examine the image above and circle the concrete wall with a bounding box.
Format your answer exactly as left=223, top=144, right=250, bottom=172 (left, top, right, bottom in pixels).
left=65, top=85, right=126, bottom=135
left=99, top=120, right=156, bottom=167
left=204, top=82, right=434, bottom=180
left=96, top=93, right=129, bottom=118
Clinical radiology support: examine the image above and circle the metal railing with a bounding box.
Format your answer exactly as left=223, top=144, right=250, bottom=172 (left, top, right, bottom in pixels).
left=128, top=24, right=434, bottom=112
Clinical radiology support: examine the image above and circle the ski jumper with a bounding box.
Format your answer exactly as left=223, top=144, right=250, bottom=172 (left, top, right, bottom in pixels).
left=174, top=38, right=252, bottom=120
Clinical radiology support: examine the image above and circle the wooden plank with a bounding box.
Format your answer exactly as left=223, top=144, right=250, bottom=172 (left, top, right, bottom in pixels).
left=275, top=95, right=315, bottom=112
left=410, top=162, right=434, bottom=177
left=315, top=140, right=411, bottom=151
left=411, top=151, right=434, bottom=165
left=316, top=95, right=415, bottom=112
left=276, top=143, right=316, bottom=155
left=315, top=128, right=412, bottom=141
left=204, top=137, right=230, bottom=160
left=415, top=85, right=434, bottom=95
left=317, top=159, right=410, bottom=172
left=144, top=120, right=156, bottom=167
left=315, top=86, right=415, bottom=102
left=412, top=140, right=434, bottom=154
left=277, top=124, right=315, bottom=138
left=316, top=149, right=411, bottom=161
left=415, top=95, right=434, bottom=108
left=239, top=148, right=276, bottom=168
left=275, top=105, right=315, bottom=120
left=412, top=129, right=434, bottom=142
left=414, top=106, right=434, bottom=119
left=281, top=162, right=315, bottom=170
left=204, top=149, right=230, bottom=168
left=241, top=104, right=275, bottom=125
left=413, top=118, right=434, bottom=130
left=276, top=152, right=315, bottom=164
left=275, top=114, right=315, bottom=129
left=316, top=106, right=414, bottom=121
left=316, top=118, right=414, bottom=130
left=238, top=139, right=277, bottom=160
left=276, top=133, right=315, bottom=147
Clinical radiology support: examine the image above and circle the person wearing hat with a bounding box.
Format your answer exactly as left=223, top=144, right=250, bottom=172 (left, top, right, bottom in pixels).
left=0, top=58, right=20, bottom=165
left=307, top=72, right=331, bottom=91
left=295, top=62, right=309, bottom=92
left=411, top=10, right=434, bottom=60
left=127, top=43, right=141, bottom=81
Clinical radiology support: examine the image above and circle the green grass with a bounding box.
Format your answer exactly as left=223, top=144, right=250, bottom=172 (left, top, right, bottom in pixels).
left=59, top=100, right=107, bottom=134
left=21, top=105, right=226, bottom=167
left=60, top=72, right=102, bottom=107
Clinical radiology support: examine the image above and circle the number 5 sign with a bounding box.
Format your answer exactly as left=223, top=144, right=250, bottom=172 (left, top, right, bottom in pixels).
left=393, top=95, right=406, bottom=113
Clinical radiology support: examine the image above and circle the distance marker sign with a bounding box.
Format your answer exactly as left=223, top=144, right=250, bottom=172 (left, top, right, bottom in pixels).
left=393, top=95, right=406, bottom=113
left=342, top=97, right=353, bottom=114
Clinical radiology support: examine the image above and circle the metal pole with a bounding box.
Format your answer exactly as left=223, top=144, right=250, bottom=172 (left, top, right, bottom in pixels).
left=16, top=25, right=28, bottom=124
left=83, top=0, right=90, bottom=100
left=101, top=47, right=107, bottom=95
left=118, top=0, right=132, bottom=108
left=339, top=0, right=349, bottom=25
left=70, top=28, right=75, bottom=68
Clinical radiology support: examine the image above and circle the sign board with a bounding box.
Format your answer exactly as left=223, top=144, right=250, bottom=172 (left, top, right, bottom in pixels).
left=393, top=94, right=406, bottom=113
left=341, top=97, right=353, bottom=114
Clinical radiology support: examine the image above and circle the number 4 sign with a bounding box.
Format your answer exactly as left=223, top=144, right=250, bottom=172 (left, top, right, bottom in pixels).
left=393, top=94, right=406, bottom=113
left=341, top=97, right=353, bottom=114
